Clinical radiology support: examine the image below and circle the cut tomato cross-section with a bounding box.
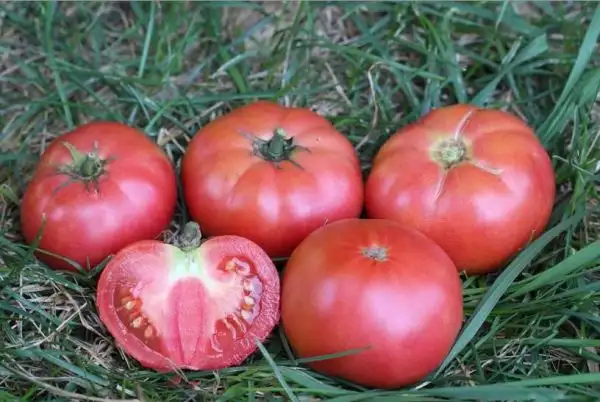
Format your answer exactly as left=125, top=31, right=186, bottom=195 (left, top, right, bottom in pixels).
left=96, top=223, right=280, bottom=372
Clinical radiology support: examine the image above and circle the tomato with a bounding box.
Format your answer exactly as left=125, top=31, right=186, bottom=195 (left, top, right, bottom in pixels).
left=181, top=101, right=364, bottom=259
left=365, top=104, right=556, bottom=275
left=20, top=121, right=177, bottom=271
left=280, top=218, right=463, bottom=389
left=96, top=222, right=280, bottom=372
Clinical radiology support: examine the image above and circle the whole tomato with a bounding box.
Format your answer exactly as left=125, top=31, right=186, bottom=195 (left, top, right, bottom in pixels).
left=280, top=218, right=463, bottom=389
left=181, top=101, right=364, bottom=259
left=365, top=104, right=556, bottom=275
left=20, top=122, right=177, bottom=271
left=96, top=222, right=280, bottom=372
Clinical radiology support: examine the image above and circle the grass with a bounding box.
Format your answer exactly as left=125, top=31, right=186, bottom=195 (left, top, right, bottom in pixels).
left=1, top=1, right=600, bottom=400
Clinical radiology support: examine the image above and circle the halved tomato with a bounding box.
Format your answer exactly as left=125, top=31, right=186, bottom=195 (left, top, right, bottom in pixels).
left=96, top=222, right=280, bottom=371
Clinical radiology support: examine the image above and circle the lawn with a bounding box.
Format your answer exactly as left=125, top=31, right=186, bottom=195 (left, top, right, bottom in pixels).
left=1, top=1, right=600, bottom=401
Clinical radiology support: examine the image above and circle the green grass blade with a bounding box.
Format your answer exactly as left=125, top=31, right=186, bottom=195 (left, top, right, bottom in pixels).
left=435, top=210, right=585, bottom=376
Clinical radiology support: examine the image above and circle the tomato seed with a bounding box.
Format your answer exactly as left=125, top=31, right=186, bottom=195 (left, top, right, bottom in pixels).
left=230, top=314, right=246, bottom=336
left=235, top=261, right=251, bottom=275
left=241, top=310, right=252, bottom=322
left=131, top=317, right=144, bottom=328
left=144, top=326, right=154, bottom=338
left=242, top=279, right=253, bottom=292
left=124, top=300, right=136, bottom=310
left=222, top=317, right=238, bottom=339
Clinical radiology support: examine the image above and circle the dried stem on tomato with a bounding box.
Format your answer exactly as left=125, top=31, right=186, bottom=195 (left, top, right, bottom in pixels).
left=175, top=222, right=203, bottom=250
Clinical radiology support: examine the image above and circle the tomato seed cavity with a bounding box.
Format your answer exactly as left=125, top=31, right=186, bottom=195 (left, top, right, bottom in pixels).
left=226, top=257, right=251, bottom=275
left=116, top=288, right=161, bottom=349
left=205, top=257, right=266, bottom=354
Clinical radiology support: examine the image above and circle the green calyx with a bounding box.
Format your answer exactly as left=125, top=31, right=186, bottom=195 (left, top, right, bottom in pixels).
left=255, top=128, right=302, bottom=165
left=57, top=141, right=110, bottom=184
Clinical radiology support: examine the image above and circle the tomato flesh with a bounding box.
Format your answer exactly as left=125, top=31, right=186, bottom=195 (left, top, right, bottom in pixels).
left=281, top=219, right=464, bottom=389
left=96, top=235, right=280, bottom=371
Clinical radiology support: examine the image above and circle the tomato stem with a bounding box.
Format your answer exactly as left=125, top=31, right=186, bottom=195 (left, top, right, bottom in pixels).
left=80, top=155, right=104, bottom=177
left=431, top=138, right=468, bottom=170
left=177, top=222, right=203, bottom=250
left=265, top=128, right=287, bottom=159
left=362, top=246, right=388, bottom=262
left=58, top=141, right=109, bottom=185
left=252, top=128, right=308, bottom=168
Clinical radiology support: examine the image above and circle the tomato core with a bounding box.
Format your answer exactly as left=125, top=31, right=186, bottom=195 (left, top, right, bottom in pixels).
left=431, top=137, right=469, bottom=170
left=361, top=245, right=388, bottom=261
left=97, top=226, right=281, bottom=372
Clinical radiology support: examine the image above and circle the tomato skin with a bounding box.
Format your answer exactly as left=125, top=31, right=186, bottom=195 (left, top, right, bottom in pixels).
left=20, top=122, right=177, bottom=271
left=280, top=219, right=463, bottom=389
left=365, top=104, right=556, bottom=275
left=96, top=232, right=280, bottom=372
left=181, top=101, right=364, bottom=259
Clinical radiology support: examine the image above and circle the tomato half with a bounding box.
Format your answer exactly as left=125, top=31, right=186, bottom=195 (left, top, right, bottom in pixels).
left=20, top=122, right=177, bottom=271
left=280, top=219, right=463, bottom=389
left=365, top=104, right=556, bottom=275
left=181, top=101, right=364, bottom=259
left=96, top=222, right=280, bottom=371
